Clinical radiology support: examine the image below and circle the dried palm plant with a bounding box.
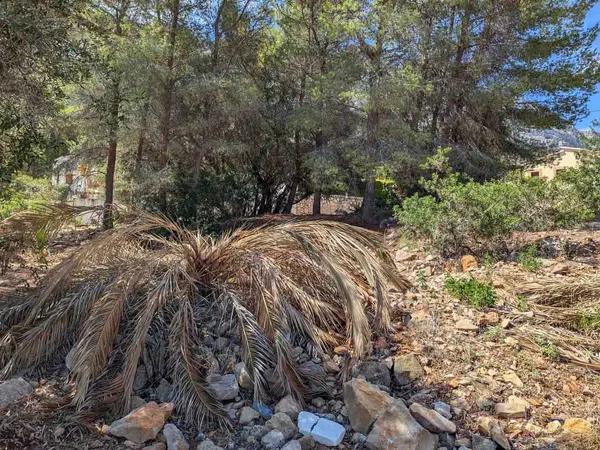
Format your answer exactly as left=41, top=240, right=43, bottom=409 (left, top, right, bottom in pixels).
left=0, top=209, right=409, bottom=427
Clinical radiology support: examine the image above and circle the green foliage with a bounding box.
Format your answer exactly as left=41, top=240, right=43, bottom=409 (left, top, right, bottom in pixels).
left=517, top=246, right=543, bottom=272
left=516, top=295, right=529, bottom=312
left=534, top=336, right=560, bottom=360
left=444, top=276, right=496, bottom=309
left=394, top=149, right=594, bottom=255
left=0, top=174, right=60, bottom=219
left=575, top=312, right=600, bottom=332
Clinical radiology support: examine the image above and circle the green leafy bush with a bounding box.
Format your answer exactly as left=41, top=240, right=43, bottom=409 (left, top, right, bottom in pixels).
left=444, top=275, right=496, bottom=308
left=0, top=173, right=59, bottom=219
left=394, top=148, right=593, bottom=255
left=517, top=245, right=543, bottom=272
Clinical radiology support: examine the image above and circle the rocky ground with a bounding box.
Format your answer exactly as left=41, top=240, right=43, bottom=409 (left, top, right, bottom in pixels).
left=0, top=226, right=599, bottom=450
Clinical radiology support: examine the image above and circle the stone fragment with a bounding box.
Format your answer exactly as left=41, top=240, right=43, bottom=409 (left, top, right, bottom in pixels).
left=495, top=395, right=529, bottom=419
left=0, top=377, right=33, bottom=409
left=142, top=443, right=166, bottom=450
left=275, top=394, right=302, bottom=420
left=461, top=255, right=478, bottom=271
left=281, top=440, right=301, bottom=450
left=206, top=374, right=239, bottom=401
left=343, top=378, right=394, bottom=434
left=366, top=402, right=436, bottom=450
left=266, top=412, right=298, bottom=440
left=501, top=371, right=524, bottom=388
left=261, top=430, right=285, bottom=449
left=238, top=406, right=260, bottom=425
left=310, top=417, right=345, bottom=446
left=352, top=361, right=391, bottom=387
left=297, top=435, right=315, bottom=450
left=234, top=362, right=253, bottom=390
left=197, top=439, right=224, bottom=450
left=472, top=434, right=498, bottom=450
left=156, top=379, right=173, bottom=403
left=432, top=401, right=452, bottom=419
left=392, top=353, right=424, bottom=385
left=489, top=420, right=510, bottom=449
left=409, top=403, right=456, bottom=433
left=543, top=420, right=562, bottom=434
left=455, top=318, right=479, bottom=332
left=162, top=423, right=189, bottom=450
left=108, top=402, right=174, bottom=443
left=298, top=411, right=320, bottom=435
left=563, top=417, right=594, bottom=434
left=479, top=312, right=500, bottom=326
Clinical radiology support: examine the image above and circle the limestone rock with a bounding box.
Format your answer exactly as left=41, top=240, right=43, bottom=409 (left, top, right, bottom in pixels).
left=261, top=430, right=285, bottom=449
left=266, top=412, right=298, bottom=440
left=234, top=362, right=253, bottom=390
left=108, top=402, right=174, bottom=443
left=495, top=395, right=529, bottom=419
left=298, top=411, right=320, bottom=435
left=563, top=417, right=594, bottom=434
left=455, top=318, right=479, bottom=332
left=432, top=401, right=452, bottom=419
left=0, top=377, right=33, bottom=409
left=142, top=444, right=166, bottom=450
left=543, top=420, right=562, bottom=434
left=409, top=403, right=456, bottom=434
left=352, top=361, right=391, bottom=387
left=392, top=353, right=424, bottom=386
left=501, top=371, right=523, bottom=388
left=239, top=406, right=260, bottom=425
left=461, top=255, right=478, bottom=271
left=281, top=440, right=301, bottom=450
left=275, top=394, right=302, bottom=420
left=206, top=374, right=239, bottom=401
left=310, top=417, right=345, bottom=446
left=366, top=402, right=436, bottom=450
left=343, top=378, right=394, bottom=434
left=197, top=440, right=224, bottom=450
left=472, top=434, right=498, bottom=450
left=162, top=423, right=189, bottom=450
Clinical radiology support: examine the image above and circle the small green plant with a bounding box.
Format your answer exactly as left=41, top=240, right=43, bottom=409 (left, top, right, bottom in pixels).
left=484, top=325, right=503, bottom=341
left=534, top=336, right=560, bottom=360
left=416, top=269, right=426, bottom=289
left=575, top=312, right=600, bottom=332
left=517, top=245, right=543, bottom=272
left=33, top=228, right=49, bottom=265
left=516, top=295, right=529, bottom=312
left=444, top=276, right=496, bottom=308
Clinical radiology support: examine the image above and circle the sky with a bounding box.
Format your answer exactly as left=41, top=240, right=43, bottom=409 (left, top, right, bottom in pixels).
left=578, top=3, right=600, bottom=129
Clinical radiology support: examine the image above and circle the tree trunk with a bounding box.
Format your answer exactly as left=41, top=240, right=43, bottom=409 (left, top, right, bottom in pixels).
left=158, top=0, right=181, bottom=211
left=312, top=190, right=321, bottom=215
left=283, top=182, right=297, bottom=213
left=361, top=175, right=376, bottom=223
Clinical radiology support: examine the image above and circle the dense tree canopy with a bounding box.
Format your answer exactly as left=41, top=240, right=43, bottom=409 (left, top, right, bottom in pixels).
left=1, top=0, right=598, bottom=226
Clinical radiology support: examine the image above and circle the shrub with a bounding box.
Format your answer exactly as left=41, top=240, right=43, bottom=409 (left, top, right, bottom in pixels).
left=0, top=209, right=409, bottom=427
left=444, top=276, right=496, bottom=308
left=0, top=173, right=59, bottom=219
left=517, top=245, right=543, bottom=272
left=394, top=148, right=593, bottom=255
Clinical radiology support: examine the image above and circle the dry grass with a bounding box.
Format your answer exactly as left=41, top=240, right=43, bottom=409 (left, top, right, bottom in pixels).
left=0, top=208, right=409, bottom=428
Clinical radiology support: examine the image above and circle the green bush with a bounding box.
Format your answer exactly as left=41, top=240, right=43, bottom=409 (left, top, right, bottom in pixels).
left=517, top=245, right=543, bottom=272
left=394, top=148, right=593, bottom=255
left=0, top=173, right=59, bottom=219
left=444, top=275, right=496, bottom=308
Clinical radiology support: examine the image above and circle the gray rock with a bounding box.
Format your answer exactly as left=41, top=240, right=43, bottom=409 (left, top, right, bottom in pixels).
left=365, top=402, right=436, bottom=450
left=214, top=337, right=229, bottom=352
left=392, top=353, right=424, bottom=385
left=281, top=440, right=301, bottom=450
left=163, top=423, right=189, bottom=450
left=239, top=406, right=260, bottom=425
left=472, top=434, right=498, bottom=450
left=0, top=377, right=33, bottom=409
left=142, top=444, right=166, bottom=450
left=197, top=440, right=224, bottom=450
left=207, top=374, right=239, bottom=400
left=343, top=378, right=394, bottom=434
left=409, top=403, right=456, bottom=433
left=261, top=430, right=285, bottom=449
left=275, top=394, right=302, bottom=420
left=433, top=401, right=452, bottom=419
left=297, top=435, right=315, bottom=450
left=234, top=362, right=253, bottom=390
left=156, top=379, right=172, bottom=403
left=108, top=402, right=174, bottom=444
left=266, top=412, right=298, bottom=440
left=352, top=361, right=391, bottom=387
left=134, top=366, right=148, bottom=391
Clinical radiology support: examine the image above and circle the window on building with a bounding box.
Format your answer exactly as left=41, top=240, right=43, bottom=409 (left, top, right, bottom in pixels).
left=529, top=171, right=540, bottom=177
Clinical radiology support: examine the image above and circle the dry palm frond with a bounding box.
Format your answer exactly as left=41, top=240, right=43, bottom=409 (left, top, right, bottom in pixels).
left=0, top=209, right=408, bottom=429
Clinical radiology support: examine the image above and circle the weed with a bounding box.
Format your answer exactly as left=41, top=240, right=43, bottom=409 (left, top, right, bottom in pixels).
left=576, top=312, right=600, bottom=332
left=517, top=245, right=543, bottom=272
left=534, top=336, right=560, bottom=360
left=484, top=325, right=503, bottom=341
left=416, top=269, right=426, bottom=289
left=516, top=295, right=529, bottom=312
left=444, top=276, right=496, bottom=308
